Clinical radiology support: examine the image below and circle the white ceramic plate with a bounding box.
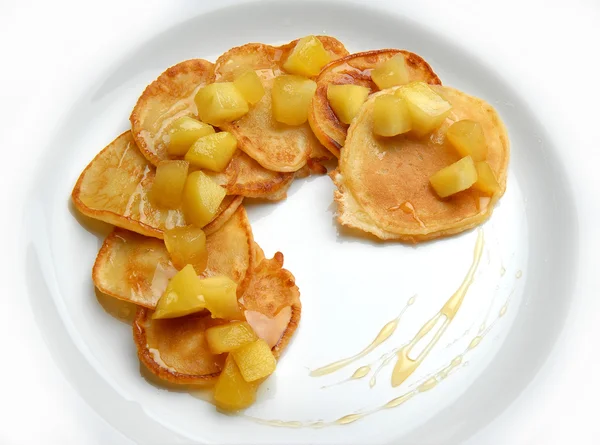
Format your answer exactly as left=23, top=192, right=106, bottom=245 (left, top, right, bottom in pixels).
left=24, top=1, right=577, bottom=444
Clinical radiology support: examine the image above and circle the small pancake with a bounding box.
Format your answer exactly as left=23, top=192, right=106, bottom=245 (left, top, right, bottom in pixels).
left=93, top=205, right=255, bottom=308
left=134, top=244, right=301, bottom=384
left=129, top=60, right=299, bottom=197
left=335, top=86, right=509, bottom=242
left=72, top=131, right=242, bottom=238
left=241, top=251, right=301, bottom=358
left=130, top=59, right=214, bottom=166
left=214, top=37, right=349, bottom=173
left=309, top=50, right=441, bottom=158
left=206, top=150, right=294, bottom=201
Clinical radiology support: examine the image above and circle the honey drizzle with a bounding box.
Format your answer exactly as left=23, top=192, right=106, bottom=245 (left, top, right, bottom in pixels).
left=244, top=230, right=519, bottom=429
left=310, top=295, right=416, bottom=377
left=390, top=229, right=484, bottom=387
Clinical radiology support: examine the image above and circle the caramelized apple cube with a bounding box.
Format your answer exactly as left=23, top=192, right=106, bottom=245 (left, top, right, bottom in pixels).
left=231, top=339, right=277, bottom=382
left=152, top=264, right=206, bottom=319
left=233, top=70, right=265, bottom=105
left=182, top=171, right=226, bottom=227
left=446, top=120, right=487, bottom=161
left=397, top=82, right=452, bottom=136
left=282, top=35, right=331, bottom=77
left=371, top=54, right=409, bottom=90
left=206, top=321, right=258, bottom=354
left=163, top=226, right=208, bottom=274
left=473, top=161, right=500, bottom=194
left=185, top=132, right=237, bottom=172
left=429, top=156, right=478, bottom=198
left=151, top=160, right=189, bottom=208
left=272, top=75, right=317, bottom=125
left=167, top=116, right=215, bottom=156
left=214, top=355, right=258, bottom=411
left=373, top=94, right=411, bottom=137
left=327, top=84, right=370, bottom=125
left=199, top=275, right=243, bottom=320
left=195, top=82, right=249, bottom=126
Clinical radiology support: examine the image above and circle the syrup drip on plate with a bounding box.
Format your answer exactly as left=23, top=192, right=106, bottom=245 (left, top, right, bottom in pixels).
left=390, top=229, right=484, bottom=387
left=310, top=295, right=416, bottom=377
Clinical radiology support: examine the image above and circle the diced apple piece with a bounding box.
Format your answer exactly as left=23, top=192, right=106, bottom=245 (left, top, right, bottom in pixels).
left=371, top=53, right=410, bottom=90
left=231, top=339, right=277, bottom=382
left=151, top=160, right=189, bottom=208
left=282, top=35, right=331, bottom=77
left=327, top=84, right=370, bottom=125
left=446, top=120, right=487, bottom=161
left=167, top=116, right=215, bottom=156
left=184, top=132, right=237, bottom=172
left=473, top=161, right=500, bottom=194
left=372, top=94, right=412, bottom=137
left=195, top=82, right=249, bottom=126
left=152, top=264, right=206, bottom=319
left=272, top=75, right=317, bottom=126
left=206, top=321, right=258, bottom=354
left=163, top=226, right=208, bottom=274
left=200, top=275, right=243, bottom=320
left=397, top=82, right=452, bottom=136
left=214, top=355, right=258, bottom=411
left=233, top=70, right=265, bottom=105
left=429, top=156, right=478, bottom=198
left=182, top=171, right=226, bottom=227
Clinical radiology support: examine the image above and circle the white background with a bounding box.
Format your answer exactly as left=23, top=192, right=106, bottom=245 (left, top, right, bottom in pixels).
left=2, top=0, right=599, bottom=443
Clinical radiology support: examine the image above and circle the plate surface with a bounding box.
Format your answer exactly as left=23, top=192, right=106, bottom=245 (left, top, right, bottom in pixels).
left=25, top=1, right=576, bottom=444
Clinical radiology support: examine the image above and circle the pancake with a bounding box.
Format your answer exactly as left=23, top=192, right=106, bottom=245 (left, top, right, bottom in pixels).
left=309, top=50, right=441, bottom=158
left=93, top=205, right=255, bottom=308
left=130, top=59, right=214, bottom=166
left=129, top=60, right=299, bottom=198
left=241, top=251, right=301, bottom=358
left=334, top=85, right=509, bottom=242
left=214, top=37, right=348, bottom=173
left=72, top=131, right=243, bottom=238
left=206, top=150, right=294, bottom=201
left=134, top=244, right=301, bottom=384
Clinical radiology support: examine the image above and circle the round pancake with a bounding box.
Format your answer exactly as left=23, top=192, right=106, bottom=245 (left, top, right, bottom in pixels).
left=134, top=246, right=301, bottom=385
left=241, top=251, right=301, bottom=358
left=72, top=131, right=243, bottom=238
left=309, top=50, right=441, bottom=158
left=129, top=60, right=300, bottom=197
left=214, top=37, right=349, bottom=173
left=130, top=59, right=214, bottom=166
left=93, top=205, right=255, bottom=308
left=335, top=86, right=509, bottom=242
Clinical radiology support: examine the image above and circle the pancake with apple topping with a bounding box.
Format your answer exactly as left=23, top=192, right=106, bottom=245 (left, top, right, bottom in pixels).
left=309, top=49, right=441, bottom=157
left=334, top=84, right=509, bottom=242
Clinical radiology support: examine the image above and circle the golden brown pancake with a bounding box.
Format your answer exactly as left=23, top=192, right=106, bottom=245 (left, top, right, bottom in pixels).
left=214, top=37, right=348, bottom=173
left=241, top=251, right=301, bottom=358
left=129, top=60, right=297, bottom=199
left=309, top=50, right=441, bottom=158
left=130, top=59, right=214, bottom=166
left=93, top=205, right=255, bottom=308
left=334, top=86, right=509, bottom=242
left=134, top=245, right=301, bottom=385
left=72, top=131, right=243, bottom=238
left=206, top=150, right=294, bottom=201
